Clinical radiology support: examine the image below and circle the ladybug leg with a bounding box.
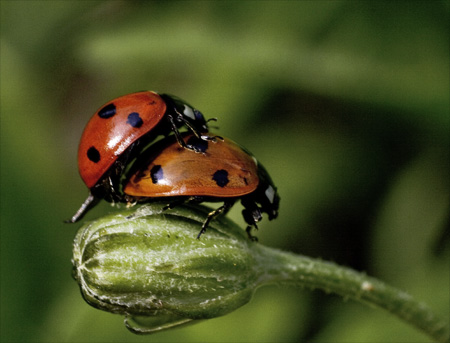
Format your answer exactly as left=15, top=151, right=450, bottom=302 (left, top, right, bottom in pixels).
left=165, top=114, right=202, bottom=152
left=65, top=192, right=100, bottom=223
left=200, top=133, right=223, bottom=143
left=246, top=224, right=259, bottom=242
left=197, top=200, right=235, bottom=239
left=162, top=197, right=192, bottom=211
left=170, top=111, right=222, bottom=145
left=242, top=203, right=263, bottom=241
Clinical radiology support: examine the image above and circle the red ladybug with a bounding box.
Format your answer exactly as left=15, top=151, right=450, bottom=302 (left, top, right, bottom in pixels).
left=67, top=91, right=217, bottom=223
left=123, top=133, right=280, bottom=239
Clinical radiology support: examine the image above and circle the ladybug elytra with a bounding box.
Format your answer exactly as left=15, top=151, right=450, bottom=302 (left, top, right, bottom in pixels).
left=122, top=133, right=280, bottom=239
left=67, top=91, right=218, bottom=223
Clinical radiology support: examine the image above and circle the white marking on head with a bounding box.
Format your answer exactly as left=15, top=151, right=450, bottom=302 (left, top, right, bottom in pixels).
left=183, top=105, right=195, bottom=120
left=265, top=185, right=275, bottom=204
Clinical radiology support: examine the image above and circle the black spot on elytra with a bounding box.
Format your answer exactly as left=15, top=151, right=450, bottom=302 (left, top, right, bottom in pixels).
left=98, top=103, right=116, bottom=119
left=127, top=112, right=143, bottom=128
left=187, top=136, right=208, bottom=152
left=87, top=146, right=100, bottom=163
left=150, top=165, right=163, bottom=184
left=212, top=169, right=229, bottom=187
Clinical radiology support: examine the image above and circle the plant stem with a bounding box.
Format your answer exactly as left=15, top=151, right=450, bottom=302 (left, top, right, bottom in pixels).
left=252, top=244, right=449, bottom=343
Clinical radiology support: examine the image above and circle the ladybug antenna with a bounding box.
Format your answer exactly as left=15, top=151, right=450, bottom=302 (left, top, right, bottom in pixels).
left=206, top=118, right=220, bottom=130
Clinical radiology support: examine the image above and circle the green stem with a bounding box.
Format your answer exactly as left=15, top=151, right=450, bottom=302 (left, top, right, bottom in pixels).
left=252, top=245, right=449, bottom=342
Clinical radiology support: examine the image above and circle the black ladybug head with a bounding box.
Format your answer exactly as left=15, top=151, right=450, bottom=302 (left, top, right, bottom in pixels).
left=162, top=94, right=208, bottom=133
left=260, top=184, right=279, bottom=220
left=255, top=163, right=280, bottom=220
left=181, top=105, right=208, bottom=132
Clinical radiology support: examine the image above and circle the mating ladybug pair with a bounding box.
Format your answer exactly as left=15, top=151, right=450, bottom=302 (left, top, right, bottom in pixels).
left=67, top=91, right=280, bottom=239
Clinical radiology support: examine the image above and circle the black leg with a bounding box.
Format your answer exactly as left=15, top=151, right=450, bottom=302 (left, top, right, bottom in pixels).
left=242, top=202, right=263, bottom=241
left=197, top=201, right=235, bottom=239
left=162, top=197, right=192, bottom=211
left=246, top=225, right=259, bottom=242
left=65, top=192, right=99, bottom=223
left=200, top=133, right=222, bottom=142
left=168, top=111, right=221, bottom=147
left=165, top=114, right=198, bottom=151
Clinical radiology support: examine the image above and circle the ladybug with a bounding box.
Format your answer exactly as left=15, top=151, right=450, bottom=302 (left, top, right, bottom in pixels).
left=67, top=91, right=218, bottom=223
left=122, top=133, right=280, bottom=240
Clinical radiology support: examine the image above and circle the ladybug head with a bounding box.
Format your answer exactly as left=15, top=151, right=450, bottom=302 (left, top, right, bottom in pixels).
left=261, top=184, right=280, bottom=220
left=184, top=106, right=209, bottom=133
left=161, top=94, right=209, bottom=133
left=256, top=163, right=280, bottom=221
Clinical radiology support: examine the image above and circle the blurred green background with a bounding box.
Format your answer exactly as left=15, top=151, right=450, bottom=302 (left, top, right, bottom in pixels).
left=1, top=1, right=449, bottom=342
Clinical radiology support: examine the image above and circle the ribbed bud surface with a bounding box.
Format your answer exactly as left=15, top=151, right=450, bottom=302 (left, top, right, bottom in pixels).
left=72, top=204, right=258, bottom=331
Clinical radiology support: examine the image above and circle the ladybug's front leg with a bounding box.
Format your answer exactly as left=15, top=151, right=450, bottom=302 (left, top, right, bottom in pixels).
left=65, top=192, right=100, bottom=223
left=165, top=113, right=202, bottom=152
left=242, top=203, right=263, bottom=241
left=197, top=200, right=235, bottom=239
left=166, top=113, right=221, bottom=151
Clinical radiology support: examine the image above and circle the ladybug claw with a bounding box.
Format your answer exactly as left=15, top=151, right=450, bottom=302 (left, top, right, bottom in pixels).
left=196, top=228, right=206, bottom=240
left=201, top=134, right=223, bottom=143
left=163, top=198, right=189, bottom=212
left=185, top=144, right=201, bottom=153
left=163, top=202, right=177, bottom=211
left=200, top=135, right=212, bottom=141
left=246, top=225, right=259, bottom=242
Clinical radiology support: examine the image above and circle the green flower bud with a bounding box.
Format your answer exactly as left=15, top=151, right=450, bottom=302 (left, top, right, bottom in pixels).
left=72, top=203, right=259, bottom=333
left=72, top=203, right=449, bottom=340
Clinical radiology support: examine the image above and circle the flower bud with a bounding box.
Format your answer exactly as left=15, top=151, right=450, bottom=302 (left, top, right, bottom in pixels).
left=72, top=203, right=259, bottom=333
left=72, top=203, right=449, bottom=340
